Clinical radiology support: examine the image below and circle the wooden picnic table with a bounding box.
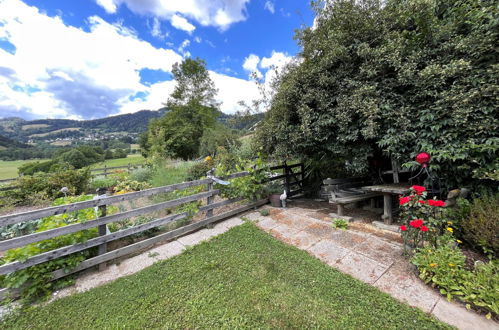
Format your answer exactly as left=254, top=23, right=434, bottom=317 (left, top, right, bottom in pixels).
left=362, top=184, right=412, bottom=224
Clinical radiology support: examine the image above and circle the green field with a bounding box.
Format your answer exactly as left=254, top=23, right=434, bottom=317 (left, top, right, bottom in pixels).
left=91, top=154, right=145, bottom=168
left=0, top=159, right=49, bottom=180
left=0, top=155, right=145, bottom=180
left=0, top=223, right=449, bottom=329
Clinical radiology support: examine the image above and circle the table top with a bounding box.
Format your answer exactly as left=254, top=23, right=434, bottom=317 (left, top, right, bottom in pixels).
left=362, top=183, right=412, bottom=195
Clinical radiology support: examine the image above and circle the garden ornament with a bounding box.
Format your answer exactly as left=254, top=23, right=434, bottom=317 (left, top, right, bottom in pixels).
left=59, top=186, right=69, bottom=197
left=280, top=190, right=287, bottom=208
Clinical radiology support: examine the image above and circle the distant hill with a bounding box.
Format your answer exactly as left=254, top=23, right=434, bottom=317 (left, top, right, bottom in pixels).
left=0, top=134, right=28, bottom=148
left=0, top=110, right=167, bottom=141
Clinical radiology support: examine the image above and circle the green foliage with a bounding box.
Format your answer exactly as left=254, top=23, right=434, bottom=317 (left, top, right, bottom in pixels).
left=18, top=160, right=56, bottom=176
left=89, top=177, right=119, bottom=191
left=0, top=195, right=100, bottom=302
left=4, top=168, right=91, bottom=206
left=259, top=209, right=270, bottom=216
left=461, top=193, right=499, bottom=256
left=331, top=218, right=349, bottom=230
left=144, top=58, right=219, bottom=160
left=130, top=167, right=154, bottom=183
left=0, top=223, right=449, bottom=329
left=113, top=179, right=151, bottom=194
left=216, top=156, right=269, bottom=201
left=186, top=158, right=214, bottom=181
left=148, top=161, right=192, bottom=188
left=256, top=0, right=499, bottom=188
left=412, top=244, right=499, bottom=318
left=199, top=125, right=240, bottom=157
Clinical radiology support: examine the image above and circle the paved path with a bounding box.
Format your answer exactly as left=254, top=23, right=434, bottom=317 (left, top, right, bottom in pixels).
left=251, top=206, right=498, bottom=330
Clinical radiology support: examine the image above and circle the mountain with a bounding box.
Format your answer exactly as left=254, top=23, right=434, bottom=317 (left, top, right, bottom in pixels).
left=0, top=134, right=28, bottom=149
left=0, top=110, right=167, bottom=142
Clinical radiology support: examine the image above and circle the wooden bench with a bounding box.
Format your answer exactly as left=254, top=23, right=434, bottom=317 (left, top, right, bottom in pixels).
left=329, top=192, right=382, bottom=216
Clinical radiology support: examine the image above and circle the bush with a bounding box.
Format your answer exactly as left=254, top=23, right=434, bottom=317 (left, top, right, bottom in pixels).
left=89, top=177, right=119, bottom=191
left=5, top=168, right=91, bottom=205
left=412, top=244, right=499, bottom=318
left=18, top=160, right=56, bottom=176
left=461, top=193, right=499, bottom=256
left=186, top=159, right=214, bottom=181
left=130, top=167, right=154, bottom=183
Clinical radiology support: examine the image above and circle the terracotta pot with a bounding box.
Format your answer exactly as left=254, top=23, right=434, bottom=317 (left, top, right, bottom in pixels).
left=269, top=194, right=282, bottom=207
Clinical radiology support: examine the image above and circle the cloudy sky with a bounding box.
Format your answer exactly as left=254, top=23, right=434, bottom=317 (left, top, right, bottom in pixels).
left=0, top=0, right=314, bottom=120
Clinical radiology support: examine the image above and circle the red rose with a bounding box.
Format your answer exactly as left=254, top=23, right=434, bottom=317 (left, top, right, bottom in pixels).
left=410, top=219, right=423, bottom=228
left=400, top=225, right=407, bottom=231
left=411, top=185, right=426, bottom=195
left=427, top=200, right=445, bottom=207
left=420, top=225, right=428, bottom=232
left=399, top=196, right=411, bottom=205
left=416, top=152, right=431, bottom=165
left=418, top=200, right=426, bottom=205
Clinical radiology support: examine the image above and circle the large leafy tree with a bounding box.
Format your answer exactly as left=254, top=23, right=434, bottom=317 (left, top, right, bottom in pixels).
left=256, top=0, right=498, bottom=188
left=144, top=58, right=219, bottom=160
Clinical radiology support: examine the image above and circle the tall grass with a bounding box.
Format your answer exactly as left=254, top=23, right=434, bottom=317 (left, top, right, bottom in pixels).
left=149, top=160, right=195, bottom=187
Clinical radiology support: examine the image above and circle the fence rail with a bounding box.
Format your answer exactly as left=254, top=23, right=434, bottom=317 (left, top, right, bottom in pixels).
left=0, top=162, right=304, bottom=298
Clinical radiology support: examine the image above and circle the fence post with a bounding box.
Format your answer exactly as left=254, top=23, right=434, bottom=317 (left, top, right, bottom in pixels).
left=96, top=188, right=108, bottom=271
left=300, top=163, right=305, bottom=193
left=128, top=163, right=131, bottom=173
left=103, top=165, right=108, bottom=178
left=206, top=169, right=214, bottom=220
left=284, top=162, right=290, bottom=196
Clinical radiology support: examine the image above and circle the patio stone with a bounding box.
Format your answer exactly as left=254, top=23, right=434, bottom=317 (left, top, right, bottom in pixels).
left=270, top=212, right=319, bottom=230
left=243, top=212, right=265, bottom=222
left=269, top=224, right=301, bottom=242
left=177, top=229, right=212, bottom=246
left=330, top=229, right=369, bottom=249
left=307, top=239, right=349, bottom=265
left=302, top=221, right=334, bottom=239
left=431, top=297, right=499, bottom=330
left=216, top=217, right=244, bottom=230
left=335, top=251, right=390, bottom=284
left=148, top=240, right=185, bottom=260
left=373, top=261, right=440, bottom=313
left=287, top=230, right=322, bottom=249
left=256, top=217, right=280, bottom=232
left=352, top=236, right=404, bottom=267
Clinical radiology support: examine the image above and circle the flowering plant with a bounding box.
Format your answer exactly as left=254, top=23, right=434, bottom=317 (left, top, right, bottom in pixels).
left=399, top=185, right=449, bottom=250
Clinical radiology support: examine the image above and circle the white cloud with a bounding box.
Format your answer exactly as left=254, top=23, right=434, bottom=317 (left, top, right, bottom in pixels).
left=0, top=0, right=182, bottom=119
left=95, top=0, right=117, bottom=14
left=264, top=1, right=275, bottom=14
left=94, top=0, right=250, bottom=31
left=178, top=39, right=191, bottom=57
left=170, top=14, right=195, bottom=34
left=242, top=54, right=262, bottom=78
left=150, top=17, right=162, bottom=38
left=194, top=36, right=202, bottom=43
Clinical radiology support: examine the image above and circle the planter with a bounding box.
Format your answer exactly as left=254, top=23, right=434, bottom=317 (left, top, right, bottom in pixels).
left=269, top=194, right=282, bottom=207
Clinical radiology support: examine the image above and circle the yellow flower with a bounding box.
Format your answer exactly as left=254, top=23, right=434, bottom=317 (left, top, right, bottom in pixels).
left=447, top=221, right=453, bottom=225
left=456, top=240, right=462, bottom=244
left=447, top=227, right=453, bottom=233
left=429, top=263, right=438, bottom=267
left=204, top=156, right=212, bottom=161
left=448, top=263, right=455, bottom=267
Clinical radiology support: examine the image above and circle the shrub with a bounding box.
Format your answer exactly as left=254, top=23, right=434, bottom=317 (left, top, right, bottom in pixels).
left=5, top=168, right=91, bottom=205
left=412, top=244, right=499, bottom=318
left=186, top=159, right=214, bottom=181
left=113, top=180, right=151, bottom=194
left=0, top=195, right=100, bottom=302
left=89, top=177, right=119, bottom=191
left=461, top=193, right=499, bottom=256
left=130, top=167, right=154, bottom=183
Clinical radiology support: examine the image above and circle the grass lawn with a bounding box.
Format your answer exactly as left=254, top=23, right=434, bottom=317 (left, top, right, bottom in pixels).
left=91, top=154, right=145, bottom=168
left=0, top=159, right=49, bottom=180
left=1, top=223, right=449, bottom=329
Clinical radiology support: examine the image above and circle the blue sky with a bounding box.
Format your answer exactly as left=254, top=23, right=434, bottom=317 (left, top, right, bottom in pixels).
left=0, top=0, right=314, bottom=120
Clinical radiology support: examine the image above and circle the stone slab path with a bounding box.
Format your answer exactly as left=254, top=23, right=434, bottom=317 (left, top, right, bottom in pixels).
left=252, top=206, right=498, bottom=330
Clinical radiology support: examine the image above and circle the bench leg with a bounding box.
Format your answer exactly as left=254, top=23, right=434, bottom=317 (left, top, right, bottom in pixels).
left=370, top=198, right=376, bottom=209
left=337, top=204, right=344, bottom=216
left=382, top=193, right=392, bottom=224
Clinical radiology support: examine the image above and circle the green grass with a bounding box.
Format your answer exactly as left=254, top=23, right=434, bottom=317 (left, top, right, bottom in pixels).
left=0, top=159, right=49, bottom=180
left=91, top=154, right=145, bottom=168
left=1, top=223, right=450, bottom=329
left=149, top=160, right=194, bottom=187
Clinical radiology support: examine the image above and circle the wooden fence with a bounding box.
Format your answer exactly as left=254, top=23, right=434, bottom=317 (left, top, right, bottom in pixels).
left=0, top=162, right=303, bottom=298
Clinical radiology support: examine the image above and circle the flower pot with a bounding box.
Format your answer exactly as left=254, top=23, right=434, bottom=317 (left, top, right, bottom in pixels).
left=269, top=194, right=282, bottom=207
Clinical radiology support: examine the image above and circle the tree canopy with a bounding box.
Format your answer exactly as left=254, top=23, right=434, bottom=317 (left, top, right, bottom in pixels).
left=143, top=58, right=220, bottom=160
left=256, top=0, right=498, bottom=188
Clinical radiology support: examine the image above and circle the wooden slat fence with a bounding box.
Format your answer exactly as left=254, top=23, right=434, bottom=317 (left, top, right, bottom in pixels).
left=0, top=162, right=303, bottom=298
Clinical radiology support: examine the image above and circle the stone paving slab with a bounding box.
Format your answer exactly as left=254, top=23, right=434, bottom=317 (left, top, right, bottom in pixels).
left=335, top=251, right=391, bottom=284
left=272, top=212, right=321, bottom=230
left=307, top=240, right=349, bottom=265
left=330, top=229, right=369, bottom=250
left=302, top=221, right=335, bottom=239
left=432, top=298, right=499, bottom=330
left=270, top=224, right=301, bottom=241
left=287, top=230, right=322, bottom=250
left=353, top=237, right=404, bottom=267
left=256, top=217, right=280, bottom=232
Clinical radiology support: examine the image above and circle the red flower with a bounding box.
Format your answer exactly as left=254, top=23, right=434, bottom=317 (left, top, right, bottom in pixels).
left=409, top=219, right=424, bottom=228
left=418, top=200, right=426, bottom=205
left=420, top=225, right=428, bottom=232
left=416, top=152, right=431, bottom=165
left=400, top=225, right=407, bottom=231
left=411, top=185, right=426, bottom=195
left=428, top=200, right=445, bottom=207
left=399, top=196, right=411, bottom=205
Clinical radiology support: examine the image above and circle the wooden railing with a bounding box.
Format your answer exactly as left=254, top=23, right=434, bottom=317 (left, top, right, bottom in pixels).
left=0, top=163, right=304, bottom=297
